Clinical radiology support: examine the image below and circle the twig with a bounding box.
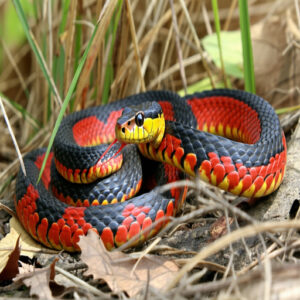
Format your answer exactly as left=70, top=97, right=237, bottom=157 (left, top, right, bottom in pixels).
left=55, top=266, right=110, bottom=298
left=169, top=0, right=187, bottom=94
left=201, top=2, right=212, bottom=35
left=140, top=0, right=166, bottom=81
left=167, top=219, right=300, bottom=290
left=30, top=32, right=63, bottom=107
left=295, top=0, right=300, bottom=29
left=0, top=203, right=17, bottom=218
left=130, top=237, right=161, bottom=277
left=1, top=39, right=29, bottom=98
left=223, top=0, right=238, bottom=31
left=0, top=97, right=26, bottom=176
left=178, top=0, right=215, bottom=88
left=148, top=54, right=203, bottom=89
left=125, top=0, right=146, bottom=92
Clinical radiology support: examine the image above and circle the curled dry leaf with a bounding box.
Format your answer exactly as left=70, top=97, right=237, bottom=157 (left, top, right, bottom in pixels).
left=78, top=230, right=179, bottom=297
left=0, top=236, right=20, bottom=281
left=0, top=217, right=50, bottom=273
left=14, top=258, right=66, bottom=300
left=209, top=216, right=234, bottom=241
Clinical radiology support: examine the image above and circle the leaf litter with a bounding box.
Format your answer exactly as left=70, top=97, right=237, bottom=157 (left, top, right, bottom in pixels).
left=14, top=258, right=69, bottom=300
left=0, top=217, right=55, bottom=274
left=78, top=230, right=178, bottom=297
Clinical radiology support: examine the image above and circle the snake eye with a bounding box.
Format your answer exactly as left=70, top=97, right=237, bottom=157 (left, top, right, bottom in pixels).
left=135, top=112, right=144, bottom=127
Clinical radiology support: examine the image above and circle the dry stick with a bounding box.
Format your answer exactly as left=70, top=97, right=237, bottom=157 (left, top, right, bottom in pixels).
left=158, top=23, right=173, bottom=89
left=29, top=32, right=62, bottom=107
left=149, top=53, right=203, bottom=89
left=223, top=208, right=235, bottom=280
left=47, top=0, right=53, bottom=75
left=183, top=262, right=300, bottom=296
left=0, top=203, right=17, bottom=218
left=178, top=0, right=215, bottom=88
left=185, top=268, right=208, bottom=286
left=125, top=0, right=146, bottom=93
left=96, top=42, right=104, bottom=106
left=169, top=0, right=187, bottom=94
left=0, top=44, right=30, bottom=81
left=112, top=5, right=179, bottom=91
left=233, top=215, right=252, bottom=262
left=295, top=0, right=300, bottom=29
left=238, top=236, right=300, bottom=276
left=0, top=97, right=26, bottom=176
left=0, top=158, right=19, bottom=184
left=44, top=0, right=54, bottom=125
left=130, top=237, right=162, bottom=278
left=198, top=180, right=274, bottom=300
left=74, top=0, right=117, bottom=109
left=195, top=179, right=283, bottom=248
left=95, top=0, right=104, bottom=106
left=1, top=95, right=38, bottom=129
left=0, top=78, right=21, bottom=91
left=136, top=0, right=158, bottom=41
left=172, top=180, right=274, bottom=267
left=140, top=0, right=166, bottom=81
left=55, top=266, right=110, bottom=298
left=223, top=0, right=238, bottom=31
left=153, top=245, right=197, bottom=256
left=181, top=267, right=262, bottom=295
left=201, top=2, right=213, bottom=35
left=176, top=259, right=227, bottom=275
left=167, top=219, right=300, bottom=290
left=1, top=39, right=28, bottom=95
left=64, top=0, right=77, bottom=97
left=262, top=237, right=272, bottom=300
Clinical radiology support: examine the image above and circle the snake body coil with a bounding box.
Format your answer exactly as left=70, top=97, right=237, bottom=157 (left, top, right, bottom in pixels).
left=15, top=89, right=287, bottom=251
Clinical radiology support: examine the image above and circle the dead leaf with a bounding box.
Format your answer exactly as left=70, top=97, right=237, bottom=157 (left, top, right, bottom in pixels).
left=78, top=230, right=178, bottom=297
left=0, top=217, right=56, bottom=273
left=14, top=258, right=65, bottom=300
left=0, top=236, right=20, bottom=281
left=15, top=265, right=53, bottom=299
left=18, top=261, right=35, bottom=274
left=209, top=216, right=234, bottom=241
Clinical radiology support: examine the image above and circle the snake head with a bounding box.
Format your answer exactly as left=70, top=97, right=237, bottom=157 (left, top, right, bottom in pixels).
left=115, top=101, right=165, bottom=148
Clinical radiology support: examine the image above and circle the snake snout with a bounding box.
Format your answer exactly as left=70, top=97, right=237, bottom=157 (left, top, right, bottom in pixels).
left=117, top=123, right=125, bottom=134
left=115, top=122, right=126, bottom=142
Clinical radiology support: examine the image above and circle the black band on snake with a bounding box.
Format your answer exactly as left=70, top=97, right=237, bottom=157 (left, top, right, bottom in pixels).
left=15, top=89, right=287, bottom=251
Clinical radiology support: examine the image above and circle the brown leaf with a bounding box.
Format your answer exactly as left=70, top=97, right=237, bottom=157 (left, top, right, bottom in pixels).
left=0, top=236, right=20, bottom=281
left=0, top=217, right=50, bottom=275
left=209, top=216, right=233, bottom=241
left=78, top=230, right=178, bottom=297
left=14, top=258, right=65, bottom=300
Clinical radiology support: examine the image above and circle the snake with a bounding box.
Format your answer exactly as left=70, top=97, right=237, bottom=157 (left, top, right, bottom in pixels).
left=15, top=89, right=287, bottom=252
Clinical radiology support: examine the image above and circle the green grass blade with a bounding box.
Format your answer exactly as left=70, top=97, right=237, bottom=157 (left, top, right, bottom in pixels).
left=211, top=0, right=227, bottom=87
left=12, top=0, right=62, bottom=106
left=275, top=105, right=300, bottom=115
left=238, top=0, right=255, bottom=93
left=37, top=23, right=99, bottom=183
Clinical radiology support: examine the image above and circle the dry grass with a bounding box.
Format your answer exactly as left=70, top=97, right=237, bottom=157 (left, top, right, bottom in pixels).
left=1, top=0, right=300, bottom=299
